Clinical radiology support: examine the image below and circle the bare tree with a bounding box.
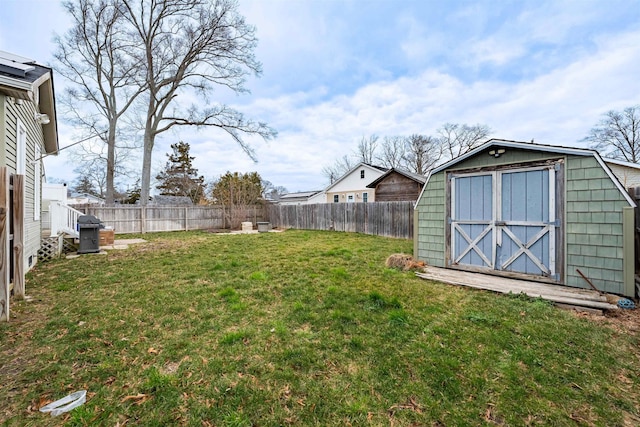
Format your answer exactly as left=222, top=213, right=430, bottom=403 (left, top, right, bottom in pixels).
left=377, top=136, right=405, bottom=169
left=354, top=134, right=379, bottom=164
left=55, top=0, right=145, bottom=205
left=583, top=106, right=640, bottom=163
left=437, top=123, right=492, bottom=160
left=121, top=0, right=276, bottom=205
left=68, top=136, right=138, bottom=187
left=262, top=179, right=287, bottom=201
left=402, top=134, right=440, bottom=175
left=73, top=160, right=107, bottom=197
left=322, top=155, right=355, bottom=184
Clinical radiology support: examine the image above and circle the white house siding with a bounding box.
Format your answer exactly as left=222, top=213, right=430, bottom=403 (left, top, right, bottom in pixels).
left=2, top=95, right=44, bottom=272
left=307, top=192, right=326, bottom=204
left=325, top=165, right=385, bottom=203
left=607, top=163, right=640, bottom=189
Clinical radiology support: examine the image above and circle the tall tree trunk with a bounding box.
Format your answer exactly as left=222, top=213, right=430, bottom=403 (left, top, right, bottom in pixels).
left=140, top=127, right=154, bottom=206
left=106, top=120, right=116, bottom=205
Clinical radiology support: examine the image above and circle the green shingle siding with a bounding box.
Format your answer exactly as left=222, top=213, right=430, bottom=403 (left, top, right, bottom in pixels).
left=416, top=150, right=632, bottom=297
left=565, top=155, right=627, bottom=295
left=416, top=173, right=445, bottom=267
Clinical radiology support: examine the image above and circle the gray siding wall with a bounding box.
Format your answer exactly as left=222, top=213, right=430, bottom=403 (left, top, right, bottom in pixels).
left=2, top=95, right=43, bottom=272
left=0, top=96, right=5, bottom=166
left=415, top=173, right=445, bottom=266
left=565, top=156, right=629, bottom=295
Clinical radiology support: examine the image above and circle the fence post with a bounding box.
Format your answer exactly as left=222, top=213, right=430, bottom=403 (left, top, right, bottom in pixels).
left=0, top=168, right=10, bottom=321
left=185, top=207, right=189, bottom=232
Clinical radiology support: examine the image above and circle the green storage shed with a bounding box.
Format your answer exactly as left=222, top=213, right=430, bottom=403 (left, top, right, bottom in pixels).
left=414, top=139, right=637, bottom=298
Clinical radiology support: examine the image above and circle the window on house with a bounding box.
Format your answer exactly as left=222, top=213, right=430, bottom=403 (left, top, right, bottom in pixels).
left=34, top=143, right=41, bottom=220
left=360, top=170, right=365, bottom=179
left=362, top=192, right=368, bottom=203
left=333, top=194, right=339, bottom=203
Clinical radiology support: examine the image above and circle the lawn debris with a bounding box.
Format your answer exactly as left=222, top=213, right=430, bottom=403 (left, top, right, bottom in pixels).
left=385, top=254, right=426, bottom=271
left=388, top=396, right=423, bottom=416
left=121, top=393, right=150, bottom=405
left=39, top=390, right=87, bottom=417
left=484, top=403, right=505, bottom=425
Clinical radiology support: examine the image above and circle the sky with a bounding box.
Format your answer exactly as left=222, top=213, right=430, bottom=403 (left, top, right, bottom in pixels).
left=1, top=0, right=640, bottom=193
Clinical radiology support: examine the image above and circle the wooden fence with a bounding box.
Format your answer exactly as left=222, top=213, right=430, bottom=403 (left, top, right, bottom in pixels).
left=76, top=205, right=266, bottom=234
left=267, top=201, right=415, bottom=239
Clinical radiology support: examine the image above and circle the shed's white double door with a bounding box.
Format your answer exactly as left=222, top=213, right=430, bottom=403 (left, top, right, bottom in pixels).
left=450, top=167, right=557, bottom=279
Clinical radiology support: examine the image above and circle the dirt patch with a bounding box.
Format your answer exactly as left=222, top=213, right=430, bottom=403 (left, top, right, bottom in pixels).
left=584, top=307, right=640, bottom=335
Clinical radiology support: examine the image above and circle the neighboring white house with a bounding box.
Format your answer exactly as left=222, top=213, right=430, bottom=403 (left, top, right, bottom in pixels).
left=0, top=50, right=59, bottom=273
left=307, top=191, right=327, bottom=204
left=323, top=162, right=388, bottom=203
left=605, top=158, right=640, bottom=188
left=42, top=183, right=68, bottom=234
left=43, top=183, right=68, bottom=203
left=279, top=190, right=322, bottom=205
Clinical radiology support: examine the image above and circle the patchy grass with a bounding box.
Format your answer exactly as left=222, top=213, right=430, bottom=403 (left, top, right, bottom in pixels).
left=1, top=229, right=640, bottom=426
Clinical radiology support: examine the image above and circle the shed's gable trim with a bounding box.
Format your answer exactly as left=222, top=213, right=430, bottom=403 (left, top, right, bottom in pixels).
left=420, top=139, right=636, bottom=208
left=414, top=171, right=432, bottom=211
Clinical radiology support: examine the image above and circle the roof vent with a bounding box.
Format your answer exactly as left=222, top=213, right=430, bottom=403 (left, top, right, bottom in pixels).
left=0, top=50, right=36, bottom=78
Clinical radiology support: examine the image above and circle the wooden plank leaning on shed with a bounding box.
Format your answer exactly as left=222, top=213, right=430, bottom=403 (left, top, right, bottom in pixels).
left=416, top=266, right=619, bottom=311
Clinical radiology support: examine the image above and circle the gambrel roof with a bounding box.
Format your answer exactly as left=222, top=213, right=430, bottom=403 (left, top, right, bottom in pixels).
left=418, top=139, right=636, bottom=208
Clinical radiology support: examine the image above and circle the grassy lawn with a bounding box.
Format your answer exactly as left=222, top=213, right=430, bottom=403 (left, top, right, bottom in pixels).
left=1, top=230, right=639, bottom=426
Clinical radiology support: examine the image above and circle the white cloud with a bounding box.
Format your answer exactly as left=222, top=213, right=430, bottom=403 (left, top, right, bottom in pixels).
left=17, top=0, right=638, bottom=195
left=225, top=26, right=640, bottom=190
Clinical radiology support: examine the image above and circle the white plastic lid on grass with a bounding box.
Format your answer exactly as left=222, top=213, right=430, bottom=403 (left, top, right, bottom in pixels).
left=39, top=390, right=87, bottom=416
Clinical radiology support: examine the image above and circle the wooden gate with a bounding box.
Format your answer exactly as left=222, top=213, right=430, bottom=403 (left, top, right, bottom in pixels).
left=1, top=167, right=25, bottom=322
left=449, top=165, right=559, bottom=281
